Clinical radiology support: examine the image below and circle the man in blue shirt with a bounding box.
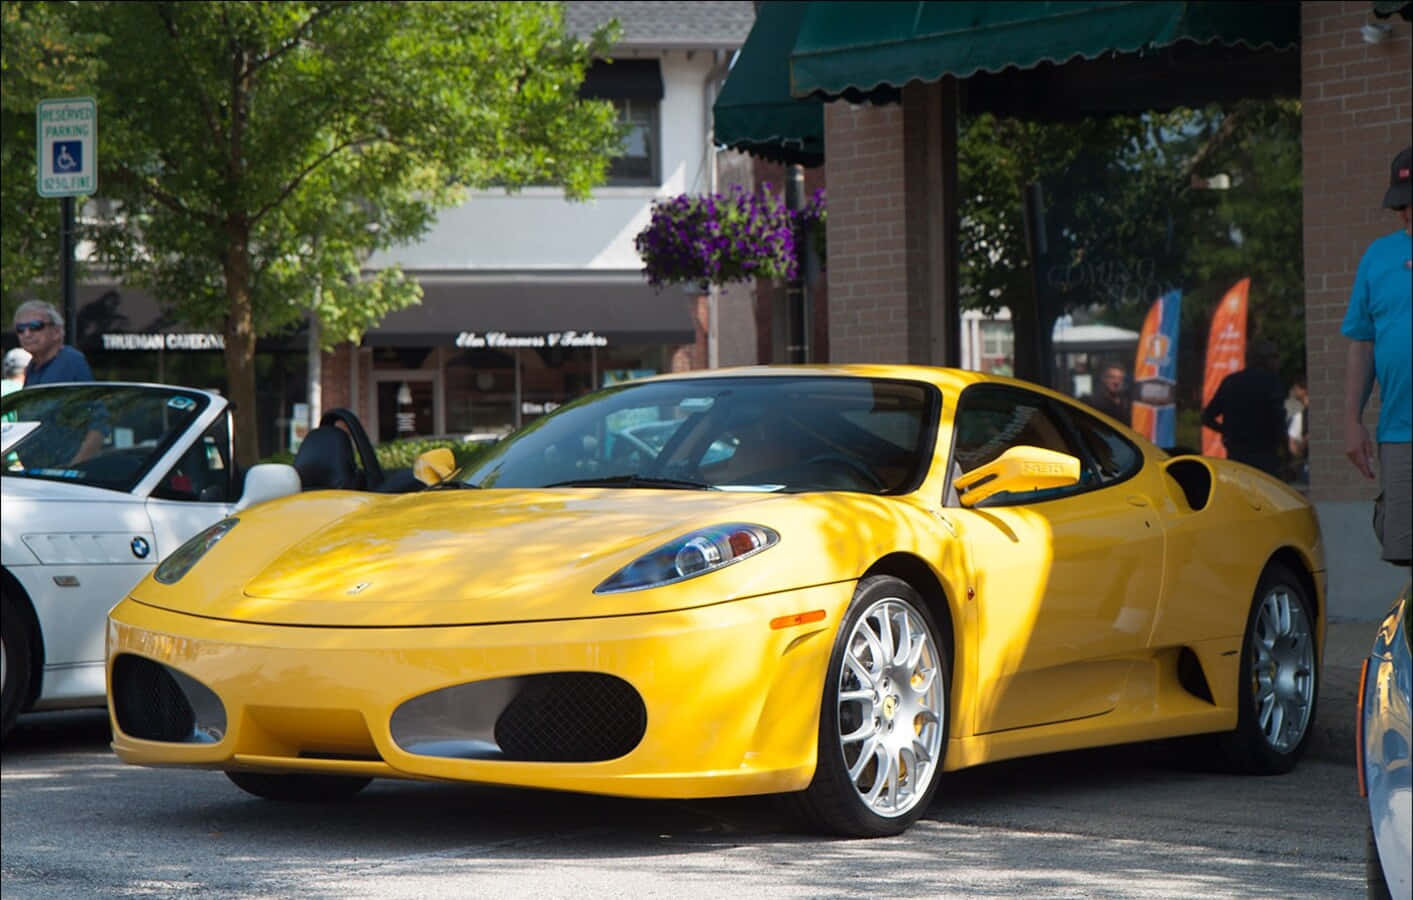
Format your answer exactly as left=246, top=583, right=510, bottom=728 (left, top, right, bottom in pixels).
left=1342, top=145, right=1412, bottom=567
left=12, top=299, right=103, bottom=464
left=14, top=299, right=94, bottom=385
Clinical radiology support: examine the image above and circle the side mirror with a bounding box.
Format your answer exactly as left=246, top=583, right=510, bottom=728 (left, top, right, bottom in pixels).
left=954, top=446, right=1081, bottom=508
left=235, top=463, right=302, bottom=511
left=413, top=447, right=457, bottom=486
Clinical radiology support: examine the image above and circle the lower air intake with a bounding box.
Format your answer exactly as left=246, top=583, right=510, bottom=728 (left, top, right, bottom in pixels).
left=494, top=672, right=647, bottom=762
left=111, top=654, right=195, bottom=742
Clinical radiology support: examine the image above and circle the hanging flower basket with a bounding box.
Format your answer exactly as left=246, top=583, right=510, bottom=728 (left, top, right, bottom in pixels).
left=635, top=185, right=826, bottom=289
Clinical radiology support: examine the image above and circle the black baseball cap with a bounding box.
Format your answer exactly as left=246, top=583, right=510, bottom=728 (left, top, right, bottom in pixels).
left=1384, top=145, right=1411, bottom=209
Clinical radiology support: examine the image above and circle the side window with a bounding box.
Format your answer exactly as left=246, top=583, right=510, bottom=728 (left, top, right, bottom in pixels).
left=153, top=416, right=232, bottom=502
left=1057, top=405, right=1142, bottom=485
left=949, top=386, right=1088, bottom=506
left=577, top=59, right=663, bottom=188
left=608, top=98, right=659, bottom=186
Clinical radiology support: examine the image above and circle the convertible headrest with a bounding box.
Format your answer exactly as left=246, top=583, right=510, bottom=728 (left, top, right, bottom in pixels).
left=293, top=425, right=363, bottom=491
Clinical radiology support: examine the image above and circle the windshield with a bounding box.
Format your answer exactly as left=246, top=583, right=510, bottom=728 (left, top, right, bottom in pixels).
left=2, top=384, right=212, bottom=493
left=463, top=376, right=939, bottom=494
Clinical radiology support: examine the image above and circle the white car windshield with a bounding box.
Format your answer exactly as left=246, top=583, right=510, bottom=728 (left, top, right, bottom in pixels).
left=2, top=384, right=211, bottom=492
left=462, top=376, right=939, bottom=494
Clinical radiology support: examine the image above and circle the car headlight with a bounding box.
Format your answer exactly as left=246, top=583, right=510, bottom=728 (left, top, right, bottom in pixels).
left=154, top=517, right=239, bottom=585
left=595, top=523, right=779, bottom=593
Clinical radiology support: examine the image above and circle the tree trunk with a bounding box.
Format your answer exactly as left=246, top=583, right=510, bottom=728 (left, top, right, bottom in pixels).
left=223, top=226, right=259, bottom=469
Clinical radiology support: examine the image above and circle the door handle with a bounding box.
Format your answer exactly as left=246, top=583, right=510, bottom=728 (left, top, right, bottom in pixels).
left=1126, top=495, right=1150, bottom=507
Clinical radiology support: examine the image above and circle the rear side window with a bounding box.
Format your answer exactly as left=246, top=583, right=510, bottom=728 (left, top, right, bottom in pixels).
left=1056, top=405, right=1142, bottom=485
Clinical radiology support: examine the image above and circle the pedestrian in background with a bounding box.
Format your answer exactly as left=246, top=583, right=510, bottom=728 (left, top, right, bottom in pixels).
left=1082, top=362, right=1131, bottom=426
left=1201, top=338, right=1286, bottom=477
left=13, top=299, right=93, bottom=386
left=1342, top=145, right=1411, bottom=567
left=1, top=347, right=30, bottom=396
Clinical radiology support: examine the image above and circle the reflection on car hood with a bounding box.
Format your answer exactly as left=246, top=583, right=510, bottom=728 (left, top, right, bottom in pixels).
left=140, top=488, right=882, bottom=628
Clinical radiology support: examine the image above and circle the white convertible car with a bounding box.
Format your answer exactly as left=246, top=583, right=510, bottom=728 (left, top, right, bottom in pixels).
left=2, top=382, right=300, bottom=739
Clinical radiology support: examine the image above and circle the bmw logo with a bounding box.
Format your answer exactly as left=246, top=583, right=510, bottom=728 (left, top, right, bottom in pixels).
left=131, top=537, right=151, bottom=559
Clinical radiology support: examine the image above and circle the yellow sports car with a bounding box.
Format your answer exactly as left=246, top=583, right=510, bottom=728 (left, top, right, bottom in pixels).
left=106, top=365, right=1324, bottom=837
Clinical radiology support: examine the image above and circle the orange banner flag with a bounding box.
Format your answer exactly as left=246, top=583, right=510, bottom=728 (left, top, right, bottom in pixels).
left=1201, top=278, right=1250, bottom=457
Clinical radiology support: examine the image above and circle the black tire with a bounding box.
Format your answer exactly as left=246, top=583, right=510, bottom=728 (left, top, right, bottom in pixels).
left=1, top=591, right=33, bottom=742
left=1366, top=820, right=1393, bottom=900
left=1214, top=562, right=1318, bottom=774
left=225, top=770, right=371, bottom=802
left=781, top=575, right=949, bottom=837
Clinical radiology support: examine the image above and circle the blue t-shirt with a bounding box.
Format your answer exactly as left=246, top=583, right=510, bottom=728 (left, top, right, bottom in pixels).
left=24, top=345, right=94, bottom=386
left=1342, top=229, right=1412, bottom=443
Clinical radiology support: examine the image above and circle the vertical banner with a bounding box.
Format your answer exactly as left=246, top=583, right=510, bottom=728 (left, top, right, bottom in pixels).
left=1200, top=278, right=1249, bottom=457
left=1131, top=289, right=1182, bottom=448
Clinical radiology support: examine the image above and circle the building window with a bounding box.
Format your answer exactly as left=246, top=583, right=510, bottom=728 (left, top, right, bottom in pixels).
left=579, top=59, right=664, bottom=188
left=609, top=98, right=658, bottom=186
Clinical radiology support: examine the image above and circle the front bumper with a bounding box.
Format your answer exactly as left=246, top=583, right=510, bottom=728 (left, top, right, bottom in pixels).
left=106, top=582, right=853, bottom=799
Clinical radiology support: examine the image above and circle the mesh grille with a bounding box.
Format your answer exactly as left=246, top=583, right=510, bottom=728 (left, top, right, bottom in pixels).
left=111, top=654, right=194, bottom=742
left=494, top=672, right=646, bottom=762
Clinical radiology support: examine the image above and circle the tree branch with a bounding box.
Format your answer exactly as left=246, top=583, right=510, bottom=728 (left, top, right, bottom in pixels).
left=108, top=163, right=221, bottom=227
left=249, top=134, right=383, bottom=225
left=243, top=3, right=343, bottom=78
left=156, top=5, right=225, bottom=150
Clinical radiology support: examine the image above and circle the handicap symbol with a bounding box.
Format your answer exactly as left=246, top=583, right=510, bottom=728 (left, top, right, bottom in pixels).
left=53, top=141, right=81, bottom=173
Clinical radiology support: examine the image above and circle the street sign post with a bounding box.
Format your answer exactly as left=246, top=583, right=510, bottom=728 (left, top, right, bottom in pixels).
left=36, top=97, right=97, bottom=198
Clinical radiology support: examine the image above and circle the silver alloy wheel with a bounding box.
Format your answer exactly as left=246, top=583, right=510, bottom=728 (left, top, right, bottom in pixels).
left=1248, top=582, right=1316, bottom=753
left=834, top=595, right=945, bottom=818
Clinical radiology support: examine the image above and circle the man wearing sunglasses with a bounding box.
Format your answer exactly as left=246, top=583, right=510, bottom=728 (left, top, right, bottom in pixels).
left=13, top=299, right=94, bottom=386
left=11, top=298, right=103, bottom=465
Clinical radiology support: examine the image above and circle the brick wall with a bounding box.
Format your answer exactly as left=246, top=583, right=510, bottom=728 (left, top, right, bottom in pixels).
left=823, top=101, right=912, bottom=362
left=1301, top=1, right=1412, bottom=502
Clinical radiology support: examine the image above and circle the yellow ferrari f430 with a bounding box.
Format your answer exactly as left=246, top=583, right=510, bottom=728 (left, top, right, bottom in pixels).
left=107, top=366, right=1324, bottom=837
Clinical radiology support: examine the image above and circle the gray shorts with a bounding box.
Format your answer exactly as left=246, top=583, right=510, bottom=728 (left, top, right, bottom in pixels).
left=1374, top=442, right=1412, bottom=565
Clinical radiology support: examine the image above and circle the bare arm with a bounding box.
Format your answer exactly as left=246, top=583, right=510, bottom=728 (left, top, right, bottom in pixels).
left=67, top=428, right=104, bottom=467
left=1343, top=339, right=1376, bottom=479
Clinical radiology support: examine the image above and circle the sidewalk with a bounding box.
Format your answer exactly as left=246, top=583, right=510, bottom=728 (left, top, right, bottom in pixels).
left=1306, top=621, right=1375, bottom=766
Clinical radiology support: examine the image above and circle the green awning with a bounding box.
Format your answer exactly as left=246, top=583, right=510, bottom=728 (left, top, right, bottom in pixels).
left=713, top=1, right=823, bottom=168
left=790, top=1, right=1299, bottom=102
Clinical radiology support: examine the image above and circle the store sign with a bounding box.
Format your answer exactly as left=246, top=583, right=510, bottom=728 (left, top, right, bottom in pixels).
left=455, top=330, right=608, bottom=349
left=101, top=333, right=225, bottom=350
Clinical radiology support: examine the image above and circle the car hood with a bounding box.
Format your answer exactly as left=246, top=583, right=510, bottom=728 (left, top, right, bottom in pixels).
left=131, top=488, right=908, bottom=627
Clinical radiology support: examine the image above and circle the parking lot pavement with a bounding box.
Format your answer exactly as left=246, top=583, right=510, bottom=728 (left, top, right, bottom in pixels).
left=1309, top=621, right=1375, bottom=766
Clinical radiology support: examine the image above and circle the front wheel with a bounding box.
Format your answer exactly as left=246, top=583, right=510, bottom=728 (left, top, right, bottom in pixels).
left=1, top=591, right=33, bottom=742
left=225, top=770, right=371, bottom=802
left=1216, top=562, right=1318, bottom=773
left=783, top=575, right=949, bottom=837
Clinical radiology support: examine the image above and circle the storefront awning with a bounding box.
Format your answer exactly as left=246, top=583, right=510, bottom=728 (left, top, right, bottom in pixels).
left=790, top=1, right=1299, bottom=102
left=712, top=1, right=823, bottom=168
left=364, top=276, right=697, bottom=348
left=715, top=1, right=1299, bottom=163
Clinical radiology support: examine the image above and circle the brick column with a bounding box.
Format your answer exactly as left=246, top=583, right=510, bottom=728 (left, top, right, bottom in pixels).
left=1301, top=1, right=1412, bottom=503
left=823, top=101, right=910, bottom=362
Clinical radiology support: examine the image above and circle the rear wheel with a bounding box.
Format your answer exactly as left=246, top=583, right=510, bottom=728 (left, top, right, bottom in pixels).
left=783, top=575, right=949, bottom=837
left=1215, top=562, right=1317, bottom=773
left=1, top=591, right=33, bottom=742
left=225, top=770, right=371, bottom=802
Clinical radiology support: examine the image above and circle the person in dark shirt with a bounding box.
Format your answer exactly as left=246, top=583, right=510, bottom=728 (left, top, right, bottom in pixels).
left=12, top=299, right=103, bottom=465
left=1082, top=363, right=1131, bottom=426
left=1201, top=339, right=1287, bottom=477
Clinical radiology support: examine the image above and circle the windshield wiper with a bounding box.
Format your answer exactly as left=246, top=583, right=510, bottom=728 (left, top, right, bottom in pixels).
left=541, top=474, right=714, bottom=490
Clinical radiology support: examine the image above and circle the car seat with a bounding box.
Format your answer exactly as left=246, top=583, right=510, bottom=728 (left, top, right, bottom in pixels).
left=293, top=425, right=365, bottom=490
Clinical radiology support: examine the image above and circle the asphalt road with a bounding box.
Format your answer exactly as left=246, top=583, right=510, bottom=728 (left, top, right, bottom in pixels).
left=1, top=707, right=1369, bottom=900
